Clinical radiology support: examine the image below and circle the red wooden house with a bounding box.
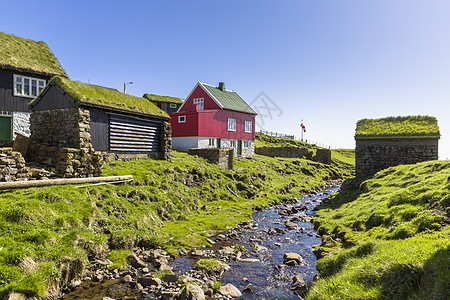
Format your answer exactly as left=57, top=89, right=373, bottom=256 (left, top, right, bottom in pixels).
left=170, top=82, right=257, bottom=157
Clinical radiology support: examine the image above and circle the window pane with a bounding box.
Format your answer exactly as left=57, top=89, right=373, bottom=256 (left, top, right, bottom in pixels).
left=24, top=79, right=30, bottom=96
left=31, top=80, right=37, bottom=96
left=15, top=83, right=22, bottom=95
left=38, top=80, right=45, bottom=86
left=15, top=76, right=22, bottom=83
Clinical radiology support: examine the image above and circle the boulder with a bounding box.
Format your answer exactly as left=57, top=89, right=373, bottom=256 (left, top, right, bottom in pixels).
left=284, top=220, right=297, bottom=229
left=122, top=274, right=133, bottom=283
left=178, top=283, right=205, bottom=300
left=126, top=253, right=147, bottom=269
left=163, top=273, right=179, bottom=283
left=137, top=276, right=161, bottom=287
left=219, top=283, right=242, bottom=298
left=283, top=253, right=302, bottom=266
left=291, top=275, right=309, bottom=297
left=268, top=227, right=285, bottom=235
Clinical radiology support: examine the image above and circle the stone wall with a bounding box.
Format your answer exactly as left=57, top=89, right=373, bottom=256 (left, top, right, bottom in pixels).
left=30, top=108, right=91, bottom=151
left=56, top=148, right=102, bottom=178
left=161, top=121, right=172, bottom=161
left=0, top=148, right=31, bottom=182
left=29, top=108, right=102, bottom=178
left=256, top=146, right=313, bottom=160
left=188, top=148, right=234, bottom=170
left=355, top=138, right=439, bottom=178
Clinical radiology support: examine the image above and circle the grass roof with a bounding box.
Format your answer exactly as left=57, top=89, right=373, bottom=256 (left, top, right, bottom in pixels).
left=0, top=32, right=67, bottom=77
left=143, top=93, right=183, bottom=104
left=46, top=76, right=169, bottom=118
left=355, top=116, right=440, bottom=138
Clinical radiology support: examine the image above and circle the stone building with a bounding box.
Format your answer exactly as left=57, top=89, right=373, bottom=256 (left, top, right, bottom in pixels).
left=28, top=76, right=172, bottom=177
left=355, top=116, right=440, bottom=177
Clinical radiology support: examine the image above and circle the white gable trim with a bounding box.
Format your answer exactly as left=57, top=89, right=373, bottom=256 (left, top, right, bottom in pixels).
left=177, top=82, right=224, bottom=113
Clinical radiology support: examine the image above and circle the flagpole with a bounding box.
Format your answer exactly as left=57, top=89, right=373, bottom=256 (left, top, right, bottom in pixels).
left=301, top=119, right=303, bottom=142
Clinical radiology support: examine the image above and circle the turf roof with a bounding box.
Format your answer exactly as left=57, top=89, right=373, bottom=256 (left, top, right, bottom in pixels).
left=355, top=116, right=440, bottom=139
left=200, top=83, right=257, bottom=115
left=143, top=93, right=183, bottom=104
left=0, top=32, right=67, bottom=77
left=35, top=76, right=169, bottom=118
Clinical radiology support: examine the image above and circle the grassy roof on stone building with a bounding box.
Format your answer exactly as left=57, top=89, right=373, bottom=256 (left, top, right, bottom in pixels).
left=33, top=76, right=169, bottom=118
left=355, top=116, right=440, bottom=139
left=143, top=93, right=183, bottom=104
left=0, top=32, right=67, bottom=77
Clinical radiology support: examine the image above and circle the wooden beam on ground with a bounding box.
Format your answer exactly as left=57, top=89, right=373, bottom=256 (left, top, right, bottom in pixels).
left=0, top=175, right=133, bottom=190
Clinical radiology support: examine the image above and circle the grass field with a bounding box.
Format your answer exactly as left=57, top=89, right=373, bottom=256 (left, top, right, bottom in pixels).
left=308, top=160, right=449, bottom=299
left=0, top=150, right=352, bottom=298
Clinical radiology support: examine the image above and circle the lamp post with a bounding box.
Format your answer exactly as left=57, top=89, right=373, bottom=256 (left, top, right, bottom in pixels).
left=123, top=81, right=133, bottom=94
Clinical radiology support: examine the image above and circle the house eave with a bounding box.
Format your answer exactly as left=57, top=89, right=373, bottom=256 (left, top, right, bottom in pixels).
left=79, top=101, right=170, bottom=121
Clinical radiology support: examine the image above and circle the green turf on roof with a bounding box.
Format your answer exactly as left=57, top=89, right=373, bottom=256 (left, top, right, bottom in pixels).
left=48, top=76, right=169, bottom=118
left=143, top=93, right=183, bottom=104
left=0, top=32, right=67, bottom=77
left=355, top=116, right=440, bottom=138
left=201, top=83, right=257, bottom=115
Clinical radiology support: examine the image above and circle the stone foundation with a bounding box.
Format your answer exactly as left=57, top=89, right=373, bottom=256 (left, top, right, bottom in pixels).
left=0, top=148, right=31, bottom=182
left=161, top=121, right=172, bottom=161
left=56, top=148, right=102, bottom=178
left=355, top=138, right=439, bottom=177
left=188, top=148, right=234, bottom=170
left=255, top=146, right=332, bottom=164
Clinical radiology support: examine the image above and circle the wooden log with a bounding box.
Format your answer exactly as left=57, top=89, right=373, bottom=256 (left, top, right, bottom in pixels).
left=0, top=175, right=133, bottom=190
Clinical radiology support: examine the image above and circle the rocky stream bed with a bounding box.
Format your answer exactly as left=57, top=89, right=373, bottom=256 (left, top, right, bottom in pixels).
left=58, top=186, right=339, bottom=300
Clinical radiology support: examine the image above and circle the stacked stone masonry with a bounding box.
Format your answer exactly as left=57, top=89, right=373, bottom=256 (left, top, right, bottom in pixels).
left=29, top=108, right=102, bottom=178
left=355, top=138, right=438, bottom=178
left=188, top=148, right=234, bottom=170
left=0, top=148, right=31, bottom=182
left=255, top=146, right=332, bottom=164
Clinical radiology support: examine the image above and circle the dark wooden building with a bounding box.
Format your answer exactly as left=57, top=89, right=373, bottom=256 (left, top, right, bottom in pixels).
left=143, top=93, right=183, bottom=114
left=29, top=76, right=171, bottom=160
left=0, top=32, right=67, bottom=142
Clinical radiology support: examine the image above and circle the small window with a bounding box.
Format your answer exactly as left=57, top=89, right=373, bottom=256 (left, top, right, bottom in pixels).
left=230, top=140, right=237, bottom=148
left=228, top=118, right=236, bottom=131
left=244, top=140, right=251, bottom=148
left=170, top=103, right=177, bottom=109
left=178, top=116, right=186, bottom=123
left=193, top=97, right=204, bottom=110
left=13, top=75, right=46, bottom=98
left=245, top=121, right=252, bottom=133
left=208, top=138, right=215, bottom=146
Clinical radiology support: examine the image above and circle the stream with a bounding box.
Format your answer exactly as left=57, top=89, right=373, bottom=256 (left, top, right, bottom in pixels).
left=172, top=185, right=340, bottom=299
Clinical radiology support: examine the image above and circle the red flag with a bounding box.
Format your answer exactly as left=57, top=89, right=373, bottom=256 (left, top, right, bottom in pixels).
left=301, top=123, right=306, bottom=132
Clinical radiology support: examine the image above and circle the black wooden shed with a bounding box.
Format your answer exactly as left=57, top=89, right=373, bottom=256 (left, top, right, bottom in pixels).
left=29, top=76, right=171, bottom=160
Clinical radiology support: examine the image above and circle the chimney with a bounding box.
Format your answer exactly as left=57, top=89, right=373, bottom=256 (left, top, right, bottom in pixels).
left=218, top=82, right=225, bottom=91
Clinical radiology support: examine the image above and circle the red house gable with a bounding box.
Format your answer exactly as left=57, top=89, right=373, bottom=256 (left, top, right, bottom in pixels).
left=170, top=82, right=257, bottom=141
left=177, top=83, right=221, bottom=112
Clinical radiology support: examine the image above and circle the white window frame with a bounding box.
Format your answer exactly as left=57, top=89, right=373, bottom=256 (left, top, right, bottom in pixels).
left=14, top=74, right=46, bottom=98
left=244, top=140, right=251, bottom=148
left=193, top=97, right=204, bottom=110
left=230, top=140, right=237, bottom=149
left=245, top=121, right=252, bottom=133
left=169, top=103, right=177, bottom=109
left=208, top=138, right=215, bottom=146
left=227, top=118, right=236, bottom=131
left=178, top=116, right=186, bottom=123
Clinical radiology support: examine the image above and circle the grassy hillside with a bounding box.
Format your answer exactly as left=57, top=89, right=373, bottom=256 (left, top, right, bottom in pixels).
left=308, top=160, right=449, bottom=299
left=255, top=132, right=355, bottom=176
left=0, top=151, right=350, bottom=298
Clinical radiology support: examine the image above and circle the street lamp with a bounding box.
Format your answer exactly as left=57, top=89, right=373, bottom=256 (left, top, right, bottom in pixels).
left=123, top=81, right=133, bottom=94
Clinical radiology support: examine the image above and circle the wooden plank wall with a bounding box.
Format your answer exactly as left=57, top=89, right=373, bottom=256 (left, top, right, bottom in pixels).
left=109, top=114, right=161, bottom=152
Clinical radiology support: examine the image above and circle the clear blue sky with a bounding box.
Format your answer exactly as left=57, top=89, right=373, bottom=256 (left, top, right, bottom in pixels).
left=2, top=0, right=449, bottom=159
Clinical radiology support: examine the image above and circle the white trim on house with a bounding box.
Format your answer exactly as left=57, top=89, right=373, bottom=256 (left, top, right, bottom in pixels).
left=172, top=136, right=255, bottom=157
left=177, top=82, right=224, bottom=112
left=178, top=115, right=186, bottom=123
left=227, top=118, right=236, bottom=131
left=169, top=103, right=177, bottom=108
left=13, top=74, right=46, bottom=98
left=245, top=120, right=252, bottom=133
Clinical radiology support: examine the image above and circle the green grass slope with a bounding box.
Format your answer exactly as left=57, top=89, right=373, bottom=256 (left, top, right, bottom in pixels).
left=0, top=151, right=350, bottom=298
left=308, top=160, right=449, bottom=299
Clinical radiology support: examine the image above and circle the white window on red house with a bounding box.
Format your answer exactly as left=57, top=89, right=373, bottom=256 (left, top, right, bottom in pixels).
left=244, top=140, right=251, bottom=148
left=228, top=118, right=236, bottom=131
left=193, top=97, right=204, bottom=110
left=14, top=75, right=46, bottom=98
left=230, top=140, right=237, bottom=149
left=178, top=116, right=186, bottom=123
left=209, top=138, right=215, bottom=146
left=245, top=121, right=252, bottom=133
